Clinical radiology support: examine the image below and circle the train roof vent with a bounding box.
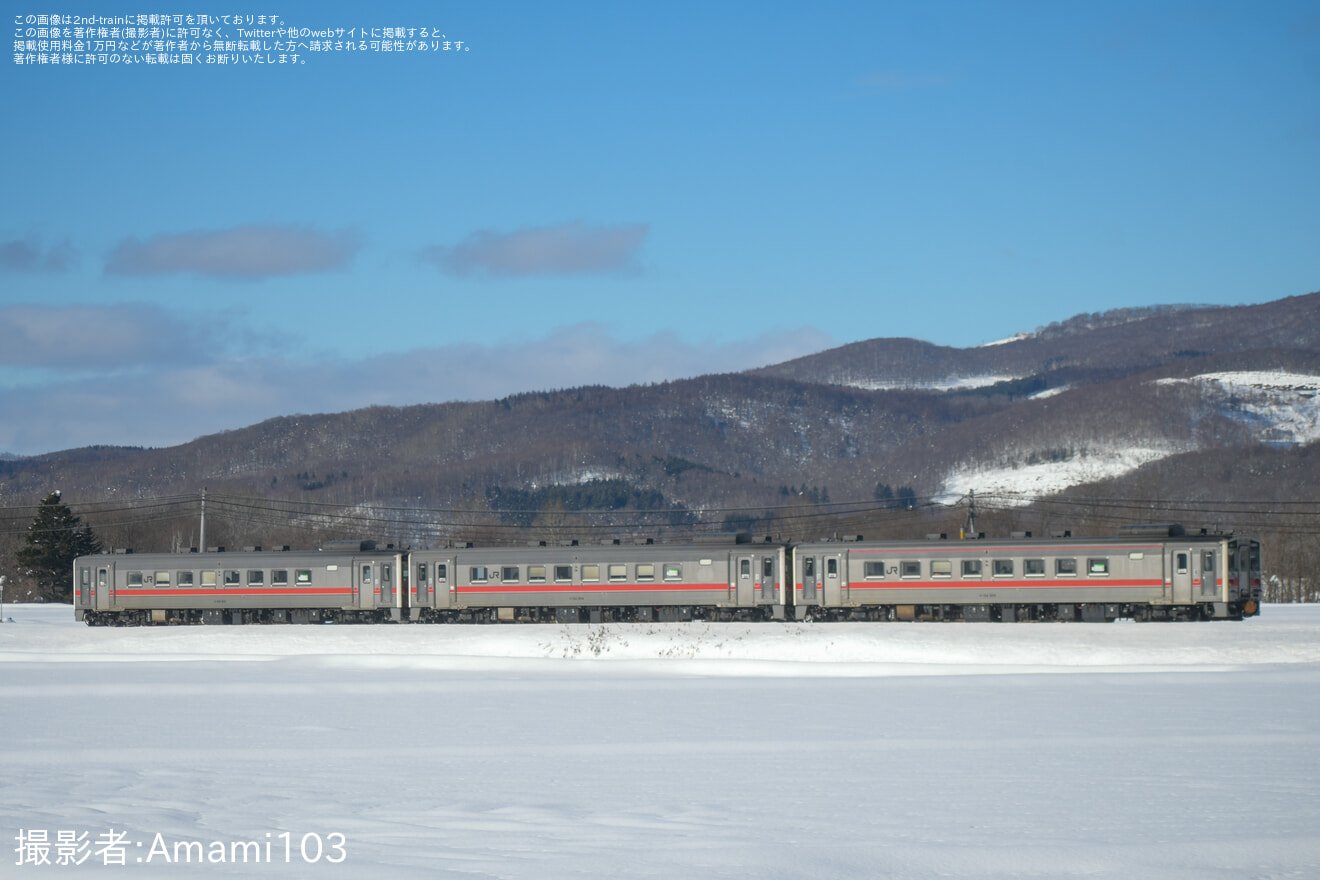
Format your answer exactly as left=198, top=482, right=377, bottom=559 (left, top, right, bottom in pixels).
left=1049, top=531, right=1071, bottom=539
left=243, top=546, right=262, bottom=552
left=1010, top=531, right=1031, bottom=539
left=1117, top=523, right=1186, bottom=538
left=925, top=533, right=947, bottom=541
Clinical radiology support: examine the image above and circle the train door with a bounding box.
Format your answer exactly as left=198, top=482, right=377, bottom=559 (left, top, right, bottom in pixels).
left=1170, top=547, right=1193, bottom=604
left=380, top=560, right=393, bottom=609
left=801, top=553, right=818, bottom=603
left=1197, top=549, right=1217, bottom=600
left=821, top=553, right=846, bottom=606
left=76, top=565, right=91, bottom=612
left=96, top=565, right=110, bottom=610
left=757, top=554, right=777, bottom=605
left=736, top=555, right=754, bottom=606
left=355, top=561, right=373, bottom=609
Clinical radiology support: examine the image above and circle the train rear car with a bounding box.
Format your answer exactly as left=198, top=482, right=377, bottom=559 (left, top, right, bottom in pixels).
left=792, top=527, right=1261, bottom=622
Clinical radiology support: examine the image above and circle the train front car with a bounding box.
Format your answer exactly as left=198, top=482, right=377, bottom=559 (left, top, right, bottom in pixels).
left=74, top=542, right=404, bottom=625
left=791, top=527, right=1261, bottom=622
left=408, top=537, right=786, bottom=623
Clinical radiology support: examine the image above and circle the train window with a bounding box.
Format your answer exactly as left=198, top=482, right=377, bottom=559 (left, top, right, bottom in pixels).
left=98, top=569, right=107, bottom=587
left=362, top=565, right=373, bottom=584
left=528, top=565, right=546, bottom=583
left=202, top=571, right=218, bottom=586
left=1175, top=553, right=1188, bottom=575
left=993, top=559, right=1013, bottom=576
left=272, top=570, right=288, bottom=586
left=1055, top=558, right=1077, bottom=577
left=177, top=571, right=194, bottom=587
left=1202, top=551, right=1215, bottom=574
left=582, top=565, right=600, bottom=582
left=804, top=558, right=815, bottom=578
left=763, top=558, right=774, bottom=579
left=1087, top=559, right=1109, bottom=575
left=1024, top=559, right=1045, bottom=577
left=224, top=570, right=242, bottom=586
left=127, top=571, right=144, bottom=587
left=901, top=561, right=921, bottom=578
left=740, top=559, right=751, bottom=579
left=502, top=566, right=520, bottom=582
left=608, top=564, right=626, bottom=582
left=470, top=566, right=488, bottom=583
left=664, top=564, right=682, bottom=580
left=962, top=560, right=982, bottom=577
left=826, top=559, right=839, bottom=579
left=154, top=571, right=171, bottom=587
left=295, top=570, right=312, bottom=585
left=417, top=564, right=428, bottom=586
left=637, top=563, right=655, bottom=581
left=863, top=561, right=884, bottom=579
left=931, top=560, right=952, bottom=578
left=248, top=570, right=264, bottom=585
left=554, top=565, right=573, bottom=582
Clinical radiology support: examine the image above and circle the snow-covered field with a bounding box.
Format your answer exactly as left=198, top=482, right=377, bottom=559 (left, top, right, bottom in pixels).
left=3, top=604, right=1319, bottom=879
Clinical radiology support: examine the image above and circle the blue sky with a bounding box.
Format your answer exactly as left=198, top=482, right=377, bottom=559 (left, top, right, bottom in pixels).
left=3, top=1, right=1318, bottom=455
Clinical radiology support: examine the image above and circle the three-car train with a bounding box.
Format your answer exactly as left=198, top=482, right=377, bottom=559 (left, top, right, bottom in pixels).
left=74, top=525, right=1263, bottom=625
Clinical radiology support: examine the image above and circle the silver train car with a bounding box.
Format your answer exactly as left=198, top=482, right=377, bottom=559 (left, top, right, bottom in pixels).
left=408, top=538, right=786, bottom=623
left=74, top=541, right=403, bottom=625
left=73, top=527, right=1261, bottom=625
left=793, top=526, right=1262, bottom=621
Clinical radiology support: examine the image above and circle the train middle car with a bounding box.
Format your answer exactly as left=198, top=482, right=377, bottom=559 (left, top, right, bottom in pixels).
left=792, top=529, right=1262, bottom=622
left=408, top=538, right=786, bottom=622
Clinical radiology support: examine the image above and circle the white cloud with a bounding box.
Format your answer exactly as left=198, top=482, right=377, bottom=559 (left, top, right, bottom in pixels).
left=0, top=303, right=217, bottom=368
left=0, top=235, right=77, bottom=272
left=105, top=224, right=359, bottom=280
left=420, top=222, right=648, bottom=277
left=0, top=323, right=834, bottom=455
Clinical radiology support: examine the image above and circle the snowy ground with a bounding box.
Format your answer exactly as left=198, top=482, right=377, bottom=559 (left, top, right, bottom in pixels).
left=3, top=605, right=1319, bottom=879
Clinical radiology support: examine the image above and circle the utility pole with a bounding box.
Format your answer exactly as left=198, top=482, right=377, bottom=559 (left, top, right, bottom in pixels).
left=199, top=488, right=207, bottom=552
left=964, top=489, right=978, bottom=539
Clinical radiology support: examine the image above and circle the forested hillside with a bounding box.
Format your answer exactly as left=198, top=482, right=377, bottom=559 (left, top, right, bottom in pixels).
left=3, top=291, right=1318, bottom=601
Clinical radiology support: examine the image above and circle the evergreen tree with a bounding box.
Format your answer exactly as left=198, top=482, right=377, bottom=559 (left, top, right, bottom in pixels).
left=15, top=491, right=101, bottom=603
